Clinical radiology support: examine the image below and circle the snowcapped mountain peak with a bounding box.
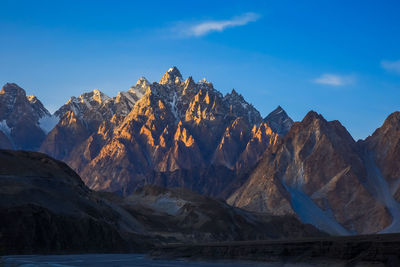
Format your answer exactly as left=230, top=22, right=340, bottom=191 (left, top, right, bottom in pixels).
left=160, top=66, right=183, bottom=84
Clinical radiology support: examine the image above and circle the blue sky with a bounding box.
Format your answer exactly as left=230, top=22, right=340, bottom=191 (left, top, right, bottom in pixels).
left=0, top=0, right=399, bottom=139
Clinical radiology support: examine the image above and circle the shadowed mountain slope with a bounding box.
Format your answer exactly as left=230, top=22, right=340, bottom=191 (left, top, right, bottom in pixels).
left=228, top=111, right=400, bottom=235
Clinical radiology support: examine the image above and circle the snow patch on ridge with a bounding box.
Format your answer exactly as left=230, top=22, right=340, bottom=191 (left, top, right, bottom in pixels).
left=170, top=92, right=179, bottom=122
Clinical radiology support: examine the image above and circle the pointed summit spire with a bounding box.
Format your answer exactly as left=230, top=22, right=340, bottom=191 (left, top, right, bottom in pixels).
left=160, top=66, right=183, bottom=85
left=264, top=106, right=294, bottom=135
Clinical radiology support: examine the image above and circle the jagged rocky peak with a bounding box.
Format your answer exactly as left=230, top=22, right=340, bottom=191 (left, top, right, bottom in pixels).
left=264, top=105, right=294, bottom=135
left=55, top=89, right=110, bottom=119
left=301, top=110, right=324, bottom=124
left=27, top=95, right=51, bottom=118
left=92, top=89, right=110, bottom=104
left=223, top=88, right=262, bottom=125
left=135, top=76, right=150, bottom=88
left=182, top=76, right=197, bottom=94
left=0, top=82, right=51, bottom=120
left=229, top=88, right=240, bottom=96
left=0, top=83, right=52, bottom=150
left=127, top=77, right=149, bottom=100
left=225, top=88, right=244, bottom=102
left=298, top=111, right=353, bottom=138
left=36, top=67, right=302, bottom=198
left=1, top=82, right=26, bottom=96
left=159, top=66, right=183, bottom=85
left=0, top=83, right=28, bottom=110
left=69, top=89, right=109, bottom=104
left=79, top=89, right=110, bottom=105
left=198, top=77, right=211, bottom=85
left=184, top=76, right=195, bottom=86
left=290, top=110, right=356, bottom=146
left=197, top=78, right=214, bottom=91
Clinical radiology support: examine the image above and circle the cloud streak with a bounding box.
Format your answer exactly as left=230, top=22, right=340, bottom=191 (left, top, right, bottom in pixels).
left=381, top=60, right=400, bottom=74
left=182, top=13, right=260, bottom=37
left=313, top=73, right=354, bottom=86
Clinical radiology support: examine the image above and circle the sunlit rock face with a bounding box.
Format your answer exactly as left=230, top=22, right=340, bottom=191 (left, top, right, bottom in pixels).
left=39, top=81, right=147, bottom=173
left=228, top=111, right=393, bottom=235
left=0, top=83, right=52, bottom=150
left=38, top=67, right=290, bottom=196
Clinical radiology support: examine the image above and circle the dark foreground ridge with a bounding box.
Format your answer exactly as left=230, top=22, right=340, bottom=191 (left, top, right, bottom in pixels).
left=0, top=149, right=322, bottom=255
left=150, top=233, right=400, bottom=265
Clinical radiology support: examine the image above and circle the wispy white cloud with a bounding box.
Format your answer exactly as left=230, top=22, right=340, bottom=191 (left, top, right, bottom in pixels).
left=381, top=60, right=400, bottom=74
left=179, top=13, right=260, bottom=37
left=313, top=73, right=355, bottom=86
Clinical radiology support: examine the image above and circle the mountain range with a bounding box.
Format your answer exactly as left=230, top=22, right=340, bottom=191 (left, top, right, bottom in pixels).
left=1, top=67, right=399, bottom=236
